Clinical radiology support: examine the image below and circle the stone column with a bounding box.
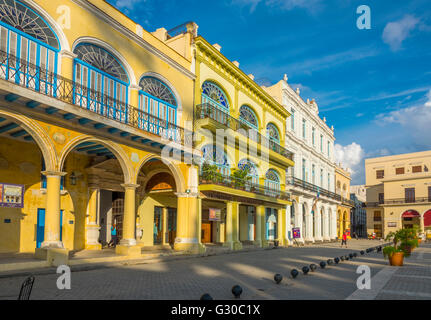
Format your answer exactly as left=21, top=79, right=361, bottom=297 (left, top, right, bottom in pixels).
left=162, top=207, right=168, bottom=246
left=85, top=188, right=102, bottom=250
left=35, top=171, right=69, bottom=266
left=277, top=208, right=287, bottom=246
left=254, top=205, right=264, bottom=247
left=224, top=201, right=242, bottom=250
left=116, top=184, right=141, bottom=256
left=174, top=193, right=205, bottom=254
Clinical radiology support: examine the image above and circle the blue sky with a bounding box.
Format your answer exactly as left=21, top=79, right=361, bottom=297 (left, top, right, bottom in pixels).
left=108, top=0, right=431, bottom=184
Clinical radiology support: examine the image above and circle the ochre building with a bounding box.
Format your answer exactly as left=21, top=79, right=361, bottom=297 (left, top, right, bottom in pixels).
left=365, top=150, right=431, bottom=238
left=0, top=0, right=294, bottom=264
left=335, top=165, right=354, bottom=238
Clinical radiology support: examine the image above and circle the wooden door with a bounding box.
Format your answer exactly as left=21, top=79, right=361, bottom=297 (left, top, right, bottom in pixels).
left=201, top=222, right=212, bottom=243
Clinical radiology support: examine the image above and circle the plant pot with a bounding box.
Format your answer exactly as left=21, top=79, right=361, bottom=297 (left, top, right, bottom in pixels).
left=418, top=239, right=422, bottom=245
left=389, top=252, right=404, bottom=266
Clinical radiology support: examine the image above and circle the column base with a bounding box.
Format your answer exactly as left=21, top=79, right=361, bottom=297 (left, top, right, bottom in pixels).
left=223, top=241, right=243, bottom=250
left=261, top=240, right=270, bottom=248
left=85, top=243, right=102, bottom=250
left=253, top=240, right=263, bottom=248
left=35, top=248, right=69, bottom=267
left=115, top=245, right=141, bottom=257
left=174, top=242, right=206, bottom=254
left=276, top=239, right=289, bottom=247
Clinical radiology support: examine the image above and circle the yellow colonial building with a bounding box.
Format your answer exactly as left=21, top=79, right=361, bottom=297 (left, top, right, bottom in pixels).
left=335, top=165, right=354, bottom=238
left=0, top=0, right=294, bottom=265
left=0, top=0, right=203, bottom=262
left=365, top=150, right=431, bottom=239
left=193, top=37, right=294, bottom=249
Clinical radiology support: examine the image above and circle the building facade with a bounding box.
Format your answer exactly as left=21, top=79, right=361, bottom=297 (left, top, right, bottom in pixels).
left=0, top=0, right=205, bottom=259
left=335, top=165, right=354, bottom=238
left=365, top=150, right=431, bottom=238
left=264, top=78, right=340, bottom=243
left=350, top=185, right=367, bottom=238
left=193, top=38, right=294, bottom=249
left=0, top=0, right=295, bottom=262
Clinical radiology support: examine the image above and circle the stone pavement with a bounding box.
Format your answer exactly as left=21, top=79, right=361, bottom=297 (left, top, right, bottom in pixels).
left=347, top=242, right=431, bottom=300
left=0, top=240, right=393, bottom=300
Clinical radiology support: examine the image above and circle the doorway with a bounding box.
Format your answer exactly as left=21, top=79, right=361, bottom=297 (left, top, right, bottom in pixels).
left=167, top=208, right=177, bottom=246
left=36, top=209, right=63, bottom=249
left=154, top=206, right=163, bottom=245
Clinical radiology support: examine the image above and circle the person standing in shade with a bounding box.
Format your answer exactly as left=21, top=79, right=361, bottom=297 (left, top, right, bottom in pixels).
left=341, top=231, right=348, bottom=248
left=109, top=224, right=117, bottom=248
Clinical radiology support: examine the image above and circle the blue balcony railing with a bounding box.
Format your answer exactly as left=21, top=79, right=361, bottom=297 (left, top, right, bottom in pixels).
left=0, top=49, right=190, bottom=145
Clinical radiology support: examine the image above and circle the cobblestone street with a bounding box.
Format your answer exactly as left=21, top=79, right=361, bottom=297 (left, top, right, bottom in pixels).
left=0, top=240, right=410, bottom=300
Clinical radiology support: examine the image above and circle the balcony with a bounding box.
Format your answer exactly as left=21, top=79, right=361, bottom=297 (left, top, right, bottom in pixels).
left=341, top=197, right=355, bottom=207
left=195, top=103, right=294, bottom=162
left=382, top=197, right=431, bottom=205
left=286, top=176, right=341, bottom=201
left=199, top=173, right=291, bottom=202
left=0, top=49, right=190, bottom=147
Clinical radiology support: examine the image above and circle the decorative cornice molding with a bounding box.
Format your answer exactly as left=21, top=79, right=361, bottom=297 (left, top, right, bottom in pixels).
left=71, top=0, right=196, bottom=80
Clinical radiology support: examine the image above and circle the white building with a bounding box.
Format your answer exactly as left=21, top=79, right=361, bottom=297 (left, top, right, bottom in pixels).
left=265, top=76, right=340, bottom=243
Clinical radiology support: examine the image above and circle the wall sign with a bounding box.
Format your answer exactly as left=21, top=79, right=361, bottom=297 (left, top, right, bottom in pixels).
left=388, top=222, right=397, bottom=228
left=292, top=227, right=301, bottom=239
left=209, top=208, right=221, bottom=221
left=0, top=183, right=24, bottom=208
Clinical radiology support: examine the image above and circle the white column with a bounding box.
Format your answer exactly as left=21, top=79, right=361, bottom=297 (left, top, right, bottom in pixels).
left=297, top=200, right=305, bottom=243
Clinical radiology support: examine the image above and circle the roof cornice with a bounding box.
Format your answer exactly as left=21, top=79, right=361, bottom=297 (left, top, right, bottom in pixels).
left=73, top=0, right=196, bottom=80
left=195, top=36, right=290, bottom=118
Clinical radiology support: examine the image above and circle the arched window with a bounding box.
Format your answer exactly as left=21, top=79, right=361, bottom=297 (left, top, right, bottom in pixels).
left=266, top=123, right=280, bottom=143
left=238, top=159, right=259, bottom=184
left=0, top=0, right=60, bottom=91
left=201, top=81, right=229, bottom=112
left=239, top=105, right=258, bottom=130
left=265, top=169, right=281, bottom=197
left=201, top=144, right=230, bottom=176
left=139, top=76, right=177, bottom=133
left=73, top=43, right=129, bottom=123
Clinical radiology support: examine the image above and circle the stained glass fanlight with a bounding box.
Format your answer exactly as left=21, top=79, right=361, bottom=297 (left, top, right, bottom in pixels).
left=201, top=144, right=229, bottom=167
left=140, top=77, right=177, bottom=106
left=239, top=105, right=258, bottom=129
left=238, top=159, right=259, bottom=184
left=74, top=43, right=129, bottom=83
left=202, top=81, right=229, bottom=110
left=266, top=123, right=280, bottom=143
left=0, top=0, right=59, bottom=49
left=265, top=169, right=280, bottom=183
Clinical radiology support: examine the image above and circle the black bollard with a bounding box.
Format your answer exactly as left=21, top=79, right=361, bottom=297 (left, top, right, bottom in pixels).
left=232, top=285, right=242, bottom=298
left=200, top=293, right=213, bottom=300
left=291, top=269, right=299, bottom=279
left=345, top=255, right=350, bottom=261
left=349, top=253, right=354, bottom=259
left=334, top=257, right=340, bottom=264
left=360, top=250, right=365, bottom=255
left=340, top=256, right=345, bottom=261
left=274, top=274, right=283, bottom=284
left=310, top=264, right=317, bottom=272
left=319, top=261, right=326, bottom=269
left=302, top=266, right=310, bottom=275
left=353, top=253, right=358, bottom=258
left=327, top=259, right=333, bottom=265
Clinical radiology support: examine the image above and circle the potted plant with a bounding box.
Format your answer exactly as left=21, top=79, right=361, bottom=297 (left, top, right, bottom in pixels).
left=201, top=162, right=223, bottom=184
left=383, top=227, right=420, bottom=266
left=230, top=168, right=251, bottom=190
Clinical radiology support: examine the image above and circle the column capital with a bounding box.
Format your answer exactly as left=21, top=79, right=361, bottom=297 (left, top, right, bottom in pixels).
left=121, top=183, right=140, bottom=190
left=60, top=50, right=77, bottom=59
left=41, top=171, right=67, bottom=177
left=175, top=192, right=199, bottom=198
left=130, top=84, right=142, bottom=91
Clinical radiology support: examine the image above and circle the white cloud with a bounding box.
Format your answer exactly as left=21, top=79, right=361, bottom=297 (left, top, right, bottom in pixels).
left=382, top=15, right=420, bottom=51
left=114, top=0, right=141, bottom=10
left=335, top=143, right=365, bottom=177
left=375, top=90, right=431, bottom=147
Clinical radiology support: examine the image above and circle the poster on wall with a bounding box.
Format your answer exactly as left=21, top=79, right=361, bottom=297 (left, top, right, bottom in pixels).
left=292, top=227, right=301, bottom=239
left=209, top=208, right=221, bottom=221
left=0, top=183, right=24, bottom=208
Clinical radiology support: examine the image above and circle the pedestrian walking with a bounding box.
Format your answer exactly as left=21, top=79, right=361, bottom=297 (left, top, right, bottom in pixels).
left=341, top=231, right=348, bottom=248
left=109, top=223, right=117, bottom=248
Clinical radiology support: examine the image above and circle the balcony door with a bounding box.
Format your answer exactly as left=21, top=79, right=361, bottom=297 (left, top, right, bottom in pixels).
left=405, top=188, right=415, bottom=203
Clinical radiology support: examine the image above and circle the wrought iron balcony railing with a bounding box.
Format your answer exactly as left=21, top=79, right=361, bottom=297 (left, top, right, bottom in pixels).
left=195, top=103, right=294, bottom=161
left=0, top=50, right=191, bottom=146
left=341, top=197, right=355, bottom=207
left=286, top=176, right=341, bottom=201
left=382, top=197, right=431, bottom=205
left=200, top=172, right=291, bottom=201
